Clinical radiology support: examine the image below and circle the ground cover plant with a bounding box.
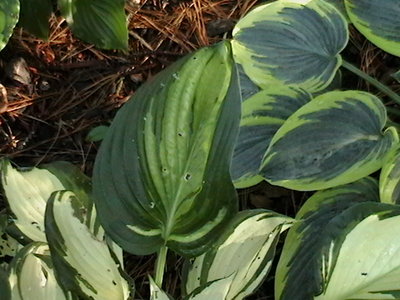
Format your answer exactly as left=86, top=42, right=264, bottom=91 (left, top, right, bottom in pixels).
left=1, top=0, right=400, bottom=299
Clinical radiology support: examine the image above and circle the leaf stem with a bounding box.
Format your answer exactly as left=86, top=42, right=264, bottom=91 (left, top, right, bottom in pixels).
left=341, top=60, right=400, bottom=105
left=155, top=246, right=168, bottom=288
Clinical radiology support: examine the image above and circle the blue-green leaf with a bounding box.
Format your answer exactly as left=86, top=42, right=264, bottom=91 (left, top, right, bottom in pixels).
left=232, top=85, right=312, bottom=188
left=380, top=147, right=400, bottom=204
left=231, top=0, right=348, bottom=92
left=275, top=177, right=400, bottom=300
left=58, top=0, right=128, bottom=50
left=261, top=90, right=399, bottom=191
left=345, top=0, right=400, bottom=57
left=0, top=0, right=19, bottom=51
left=93, top=42, right=241, bottom=257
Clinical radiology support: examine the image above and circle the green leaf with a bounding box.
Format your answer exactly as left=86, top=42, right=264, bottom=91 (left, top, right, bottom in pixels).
left=232, top=85, right=312, bottom=188
left=186, top=276, right=234, bottom=300
left=45, top=190, right=131, bottom=300
left=275, top=177, right=386, bottom=300
left=380, top=147, right=400, bottom=204
left=86, top=125, right=109, bottom=142
left=19, top=0, right=52, bottom=39
left=1, top=160, right=92, bottom=242
left=149, top=277, right=174, bottom=300
left=93, top=42, right=241, bottom=257
left=231, top=0, right=348, bottom=92
left=261, top=90, right=399, bottom=191
left=58, top=0, right=128, bottom=50
left=0, top=0, right=19, bottom=52
left=8, top=242, right=69, bottom=300
left=185, top=210, right=293, bottom=299
left=345, top=0, right=400, bottom=57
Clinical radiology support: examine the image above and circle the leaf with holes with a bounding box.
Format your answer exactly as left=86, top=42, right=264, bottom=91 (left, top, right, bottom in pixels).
left=232, top=85, right=312, bottom=188
left=261, top=90, right=399, bottom=191
left=1, top=160, right=92, bottom=243
left=58, top=0, right=128, bottom=50
left=45, top=190, right=131, bottom=300
left=184, top=210, right=293, bottom=300
left=93, top=42, right=241, bottom=257
left=276, top=177, right=400, bottom=300
left=345, top=0, right=400, bottom=57
left=0, top=0, right=19, bottom=51
left=231, top=0, right=348, bottom=92
left=8, top=242, right=69, bottom=300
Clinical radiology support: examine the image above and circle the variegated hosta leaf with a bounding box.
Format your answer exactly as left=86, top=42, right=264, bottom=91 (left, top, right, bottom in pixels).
left=280, top=0, right=349, bottom=21
left=275, top=177, right=396, bottom=299
left=8, top=242, right=68, bottom=300
left=232, top=86, right=312, bottom=188
left=58, top=0, right=128, bottom=50
left=0, top=0, right=19, bottom=52
left=149, top=277, right=173, bottom=300
left=231, top=0, right=348, bottom=92
left=380, top=147, right=400, bottom=204
left=237, top=64, right=260, bottom=101
left=185, top=210, right=293, bottom=299
left=19, top=0, right=52, bottom=39
left=261, top=90, right=399, bottom=191
left=186, top=276, right=234, bottom=300
left=93, top=42, right=241, bottom=257
left=0, top=213, right=19, bottom=258
left=1, top=160, right=92, bottom=242
left=345, top=0, right=400, bottom=57
left=45, top=190, right=131, bottom=300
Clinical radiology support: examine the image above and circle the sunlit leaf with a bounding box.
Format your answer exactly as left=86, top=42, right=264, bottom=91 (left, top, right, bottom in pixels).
left=345, top=0, right=400, bottom=57
left=149, top=277, right=173, bottom=300
left=261, top=90, right=398, bottom=191
left=232, top=85, right=311, bottom=188
left=93, top=42, right=241, bottom=257
left=0, top=0, right=19, bottom=51
left=231, top=0, right=348, bottom=92
left=58, top=0, right=128, bottom=50
left=185, top=210, right=293, bottom=299
left=45, top=190, right=131, bottom=300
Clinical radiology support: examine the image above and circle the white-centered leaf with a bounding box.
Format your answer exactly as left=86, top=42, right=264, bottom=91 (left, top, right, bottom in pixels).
left=45, top=190, right=131, bottom=300
left=261, top=90, right=399, bottom=191
left=185, top=210, right=293, bottom=299
left=8, top=242, right=68, bottom=300
left=149, top=277, right=173, bottom=300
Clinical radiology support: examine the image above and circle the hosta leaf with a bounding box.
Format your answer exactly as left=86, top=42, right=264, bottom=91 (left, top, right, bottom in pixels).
left=1, top=160, right=91, bottom=242
left=231, top=0, right=348, bottom=92
left=0, top=0, right=19, bottom=52
left=232, top=85, right=312, bottom=188
left=93, top=42, right=241, bottom=257
left=149, top=277, right=173, bottom=300
left=345, top=0, right=400, bottom=57
left=19, top=0, right=52, bottom=39
left=0, top=267, right=11, bottom=300
left=8, top=242, right=68, bottom=300
left=380, top=147, right=400, bottom=204
left=261, top=90, right=399, bottom=191
left=58, top=0, right=128, bottom=50
left=186, top=276, right=234, bottom=300
left=237, top=64, right=260, bottom=101
left=275, top=177, right=385, bottom=299
left=45, top=190, right=131, bottom=300
left=86, top=125, right=109, bottom=142
left=185, top=210, right=293, bottom=299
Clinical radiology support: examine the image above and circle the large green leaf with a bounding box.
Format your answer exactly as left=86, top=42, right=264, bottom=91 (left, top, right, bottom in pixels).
left=275, top=177, right=400, bottom=299
left=58, top=0, right=128, bottom=50
left=232, top=85, right=312, bottom=188
left=0, top=160, right=92, bottom=242
left=380, top=147, right=400, bottom=204
left=261, top=90, right=399, bottom=191
left=45, top=190, right=131, bottom=300
left=231, top=0, right=348, bottom=92
left=8, top=242, right=69, bottom=300
left=0, top=0, right=19, bottom=51
left=19, top=0, right=52, bottom=39
left=345, top=0, right=400, bottom=57
left=93, top=42, right=240, bottom=257
left=184, top=210, right=293, bottom=300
